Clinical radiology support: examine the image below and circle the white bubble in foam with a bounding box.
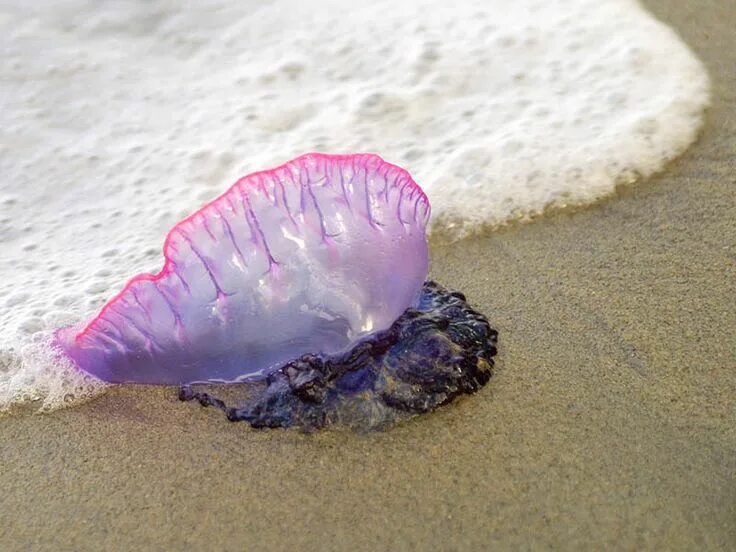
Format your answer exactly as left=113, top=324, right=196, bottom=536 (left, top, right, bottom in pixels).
left=0, top=0, right=709, bottom=412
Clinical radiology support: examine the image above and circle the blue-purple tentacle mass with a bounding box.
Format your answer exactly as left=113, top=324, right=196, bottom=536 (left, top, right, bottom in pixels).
left=180, top=281, right=498, bottom=431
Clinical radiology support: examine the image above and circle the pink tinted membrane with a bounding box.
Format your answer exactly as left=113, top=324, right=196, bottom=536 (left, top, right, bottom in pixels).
left=55, top=153, right=430, bottom=384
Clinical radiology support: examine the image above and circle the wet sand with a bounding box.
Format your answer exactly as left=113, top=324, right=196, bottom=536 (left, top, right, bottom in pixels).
left=1, top=0, right=734, bottom=550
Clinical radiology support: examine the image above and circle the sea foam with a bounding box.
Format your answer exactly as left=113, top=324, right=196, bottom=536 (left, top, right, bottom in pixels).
left=0, top=0, right=709, bottom=412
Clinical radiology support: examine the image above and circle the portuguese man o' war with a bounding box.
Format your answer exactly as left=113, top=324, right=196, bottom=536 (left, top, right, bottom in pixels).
left=54, top=153, right=498, bottom=430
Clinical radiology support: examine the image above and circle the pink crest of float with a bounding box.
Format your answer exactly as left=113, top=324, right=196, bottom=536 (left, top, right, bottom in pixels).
left=55, top=153, right=430, bottom=384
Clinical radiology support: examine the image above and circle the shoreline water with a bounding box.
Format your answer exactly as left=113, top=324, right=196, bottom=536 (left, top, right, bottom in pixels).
left=1, top=0, right=735, bottom=550
left=0, top=0, right=710, bottom=406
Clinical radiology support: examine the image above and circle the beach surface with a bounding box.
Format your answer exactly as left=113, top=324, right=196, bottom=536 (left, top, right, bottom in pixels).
left=1, top=0, right=734, bottom=550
